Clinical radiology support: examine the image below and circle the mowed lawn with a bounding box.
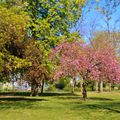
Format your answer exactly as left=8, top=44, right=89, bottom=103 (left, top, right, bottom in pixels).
left=0, top=92, right=120, bottom=120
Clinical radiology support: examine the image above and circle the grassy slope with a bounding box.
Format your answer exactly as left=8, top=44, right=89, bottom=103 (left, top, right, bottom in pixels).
left=0, top=92, right=120, bottom=120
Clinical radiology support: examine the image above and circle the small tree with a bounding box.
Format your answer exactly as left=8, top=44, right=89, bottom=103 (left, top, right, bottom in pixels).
left=24, top=40, right=51, bottom=96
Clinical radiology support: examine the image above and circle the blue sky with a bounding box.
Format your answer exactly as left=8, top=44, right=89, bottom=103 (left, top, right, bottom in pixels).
left=72, top=0, right=120, bottom=43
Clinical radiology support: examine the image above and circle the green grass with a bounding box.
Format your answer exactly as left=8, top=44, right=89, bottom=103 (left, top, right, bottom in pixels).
left=0, top=91, right=120, bottom=120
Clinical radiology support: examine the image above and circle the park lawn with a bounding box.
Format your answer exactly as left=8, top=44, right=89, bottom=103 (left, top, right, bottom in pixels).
left=0, top=91, right=120, bottom=120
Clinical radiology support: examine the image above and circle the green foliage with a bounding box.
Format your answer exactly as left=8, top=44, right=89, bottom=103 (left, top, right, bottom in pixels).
left=5, top=55, right=31, bottom=72
left=0, top=5, right=30, bottom=52
left=0, top=5, right=31, bottom=81
left=46, top=84, right=56, bottom=91
left=0, top=0, right=85, bottom=88
left=55, top=83, right=65, bottom=90
left=55, top=77, right=70, bottom=90
left=0, top=6, right=30, bottom=45
left=25, top=0, right=85, bottom=46
left=0, top=52, right=4, bottom=72
left=24, top=40, right=52, bottom=86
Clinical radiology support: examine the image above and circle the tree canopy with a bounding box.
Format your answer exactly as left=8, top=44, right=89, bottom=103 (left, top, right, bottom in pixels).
left=0, top=0, right=120, bottom=98
left=50, top=41, right=120, bottom=99
left=0, top=5, right=30, bottom=81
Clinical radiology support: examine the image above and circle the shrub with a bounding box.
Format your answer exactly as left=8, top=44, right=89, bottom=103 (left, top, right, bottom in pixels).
left=46, top=85, right=56, bottom=91
left=55, top=83, right=65, bottom=90
left=55, top=77, right=70, bottom=90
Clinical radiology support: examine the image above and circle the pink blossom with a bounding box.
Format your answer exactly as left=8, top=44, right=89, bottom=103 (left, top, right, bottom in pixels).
left=50, top=41, right=120, bottom=83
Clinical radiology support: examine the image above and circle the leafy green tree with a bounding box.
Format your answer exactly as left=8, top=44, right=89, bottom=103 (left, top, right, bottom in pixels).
left=21, top=0, right=85, bottom=95
left=25, top=0, right=85, bottom=46
left=24, top=40, right=52, bottom=96
left=0, top=5, right=30, bottom=82
left=0, top=52, right=4, bottom=71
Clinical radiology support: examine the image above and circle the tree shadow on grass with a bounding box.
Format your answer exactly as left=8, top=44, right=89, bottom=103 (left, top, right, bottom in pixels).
left=56, top=96, right=81, bottom=100
left=0, top=92, right=31, bottom=96
left=0, top=96, right=47, bottom=110
left=0, top=97, right=46, bottom=102
left=71, top=101, right=120, bottom=113
left=56, top=96, right=113, bottom=101
left=39, top=92, right=78, bottom=97
left=84, top=102, right=120, bottom=113
left=88, top=97, right=113, bottom=101
left=0, top=92, right=77, bottom=97
left=59, top=95, right=120, bottom=114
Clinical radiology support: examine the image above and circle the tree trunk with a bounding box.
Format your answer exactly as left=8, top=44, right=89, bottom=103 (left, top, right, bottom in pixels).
left=98, top=80, right=103, bottom=93
left=31, top=81, right=38, bottom=96
left=108, top=83, right=112, bottom=92
left=96, top=81, right=99, bottom=92
left=82, top=80, right=87, bottom=100
left=98, top=81, right=100, bottom=92
left=12, top=81, right=15, bottom=92
left=91, top=81, right=95, bottom=91
left=72, top=78, right=76, bottom=93
left=100, top=81, right=103, bottom=92
left=80, top=80, right=83, bottom=93
left=40, top=79, right=44, bottom=94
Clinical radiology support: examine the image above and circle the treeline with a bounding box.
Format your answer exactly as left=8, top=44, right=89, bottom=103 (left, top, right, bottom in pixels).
left=0, top=0, right=120, bottom=100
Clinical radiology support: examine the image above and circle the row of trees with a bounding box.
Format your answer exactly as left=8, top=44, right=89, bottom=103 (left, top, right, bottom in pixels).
left=50, top=40, right=120, bottom=100
left=0, top=0, right=120, bottom=99
left=0, top=0, right=86, bottom=96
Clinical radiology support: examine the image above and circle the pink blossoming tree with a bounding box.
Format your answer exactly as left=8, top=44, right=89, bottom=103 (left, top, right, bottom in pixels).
left=50, top=41, right=120, bottom=100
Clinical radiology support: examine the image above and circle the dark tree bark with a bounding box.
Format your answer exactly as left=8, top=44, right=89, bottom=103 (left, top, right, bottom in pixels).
left=96, top=81, right=98, bottom=92
left=31, top=80, right=38, bottom=96
left=91, top=81, right=95, bottom=91
left=98, top=81, right=100, bottom=92
left=40, top=79, right=44, bottom=94
left=82, top=79, right=87, bottom=100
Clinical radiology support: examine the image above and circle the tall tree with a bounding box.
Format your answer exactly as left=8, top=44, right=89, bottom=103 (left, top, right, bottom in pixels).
left=25, top=0, right=85, bottom=46
left=20, top=0, right=86, bottom=95
left=0, top=5, right=30, bottom=82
